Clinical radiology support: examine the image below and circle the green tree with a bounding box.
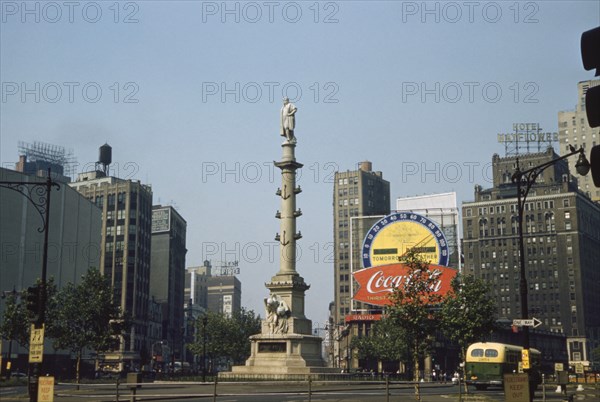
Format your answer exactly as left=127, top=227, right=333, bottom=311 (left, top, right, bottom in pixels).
left=350, top=332, right=377, bottom=363
left=188, top=308, right=260, bottom=371
left=439, top=274, right=497, bottom=364
left=0, top=290, right=31, bottom=349
left=351, top=317, right=408, bottom=373
left=386, top=251, right=444, bottom=400
left=228, top=308, right=261, bottom=364
left=46, top=267, right=126, bottom=384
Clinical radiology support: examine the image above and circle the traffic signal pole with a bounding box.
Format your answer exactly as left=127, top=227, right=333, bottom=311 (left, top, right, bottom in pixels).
left=0, top=169, right=59, bottom=402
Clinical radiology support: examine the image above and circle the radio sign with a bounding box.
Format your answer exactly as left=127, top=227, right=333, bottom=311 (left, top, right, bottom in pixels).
left=345, top=313, right=383, bottom=323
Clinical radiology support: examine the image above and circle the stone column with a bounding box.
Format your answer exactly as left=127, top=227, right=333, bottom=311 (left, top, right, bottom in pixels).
left=274, top=142, right=302, bottom=275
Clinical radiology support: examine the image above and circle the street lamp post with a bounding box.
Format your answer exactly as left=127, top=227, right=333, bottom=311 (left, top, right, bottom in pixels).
left=326, top=322, right=334, bottom=368
left=0, top=169, right=59, bottom=402
left=202, top=315, right=207, bottom=382
left=511, top=146, right=590, bottom=401
left=346, top=329, right=351, bottom=372
left=340, top=326, right=350, bottom=372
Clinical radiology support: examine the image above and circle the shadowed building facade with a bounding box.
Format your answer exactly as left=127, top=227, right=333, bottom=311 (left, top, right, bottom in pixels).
left=462, top=149, right=600, bottom=368
left=1, top=167, right=102, bottom=376
left=151, top=205, right=187, bottom=362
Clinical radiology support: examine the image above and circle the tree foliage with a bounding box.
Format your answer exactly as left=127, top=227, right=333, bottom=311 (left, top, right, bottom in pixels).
left=188, top=308, right=261, bottom=369
left=46, top=267, right=127, bottom=383
left=386, top=250, right=443, bottom=385
left=0, top=290, right=30, bottom=348
left=350, top=316, right=408, bottom=365
left=439, top=274, right=497, bottom=361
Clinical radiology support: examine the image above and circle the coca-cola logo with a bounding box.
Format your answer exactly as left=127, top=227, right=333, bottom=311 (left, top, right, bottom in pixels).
left=365, top=269, right=443, bottom=294
left=353, top=263, right=457, bottom=306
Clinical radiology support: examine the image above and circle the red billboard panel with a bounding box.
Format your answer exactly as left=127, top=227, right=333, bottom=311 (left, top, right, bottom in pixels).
left=353, top=263, right=457, bottom=306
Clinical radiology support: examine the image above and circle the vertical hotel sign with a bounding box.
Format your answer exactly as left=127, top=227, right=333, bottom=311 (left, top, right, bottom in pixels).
left=152, top=208, right=171, bottom=233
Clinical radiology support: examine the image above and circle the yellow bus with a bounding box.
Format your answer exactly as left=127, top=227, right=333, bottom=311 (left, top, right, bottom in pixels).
left=465, top=342, right=541, bottom=390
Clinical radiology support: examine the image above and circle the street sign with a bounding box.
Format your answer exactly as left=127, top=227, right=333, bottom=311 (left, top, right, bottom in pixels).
left=522, top=349, right=530, bottom=370
left=512, top=318, right=542, bottom=328
left=38, top=376, right=54, bottom=402
left=504, top=373, right=530, bottom=402
left=575, top=364, right=584, bottom=374
left=29, top=324, right=44, bottom=363
left=555, top=363, right=564, bottom=372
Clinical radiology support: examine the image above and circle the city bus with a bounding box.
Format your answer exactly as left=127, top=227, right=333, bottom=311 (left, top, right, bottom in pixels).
left=465, top=342, right=541, bottom=390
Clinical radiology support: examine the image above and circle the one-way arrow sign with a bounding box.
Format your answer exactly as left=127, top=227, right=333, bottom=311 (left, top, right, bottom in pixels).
left=512, top=318, right=542, bottom=328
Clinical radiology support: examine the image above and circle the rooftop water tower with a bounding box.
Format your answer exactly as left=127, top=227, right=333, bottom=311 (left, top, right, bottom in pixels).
left=96, top=143, right=112, bottom=175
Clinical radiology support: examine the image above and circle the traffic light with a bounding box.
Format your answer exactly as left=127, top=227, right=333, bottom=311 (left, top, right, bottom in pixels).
left=581, top=26, right=600, bottom=186
left=591, top=146, right=600, bottom=188
left=581, top=26, right=600, bottom=126
left=25, top=285, right=40, bottom=318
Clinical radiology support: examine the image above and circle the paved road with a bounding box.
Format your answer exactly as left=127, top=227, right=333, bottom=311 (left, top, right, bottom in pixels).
left=1, top=381, right=599, bottom=401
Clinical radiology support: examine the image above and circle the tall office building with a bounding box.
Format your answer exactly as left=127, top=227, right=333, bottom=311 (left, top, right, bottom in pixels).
left=462, top=149, right=600, bottom=367
left=183, top=262, right=211, bottom=368
left=207, top=275, right=242, bottom=317
left=70, top=164, right=153, bottom=366
left=332, top=161, right=390, bottom=326
left=184, top=261, right=241, bottom=316
left=150, top=205, right=187, bottom=361
left=185, top=261, right=211, bottom=309
left=558, top=79, right=600, bottom=202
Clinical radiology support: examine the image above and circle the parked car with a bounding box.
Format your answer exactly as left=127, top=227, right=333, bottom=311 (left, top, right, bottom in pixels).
left=11, top=372, right=27, bottom=378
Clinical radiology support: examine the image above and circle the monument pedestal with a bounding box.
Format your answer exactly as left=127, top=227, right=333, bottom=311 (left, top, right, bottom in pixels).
left=220, top=273, right=338, bottom=379
left=227, top=333, right=330, bottom=376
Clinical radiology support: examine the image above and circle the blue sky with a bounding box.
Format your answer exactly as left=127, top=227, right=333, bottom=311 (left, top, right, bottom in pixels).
left=2, top=1, right=599, bottom=326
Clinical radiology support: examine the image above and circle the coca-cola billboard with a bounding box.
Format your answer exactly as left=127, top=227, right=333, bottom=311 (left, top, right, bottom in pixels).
left=353, top=263, right=457, bottom=306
